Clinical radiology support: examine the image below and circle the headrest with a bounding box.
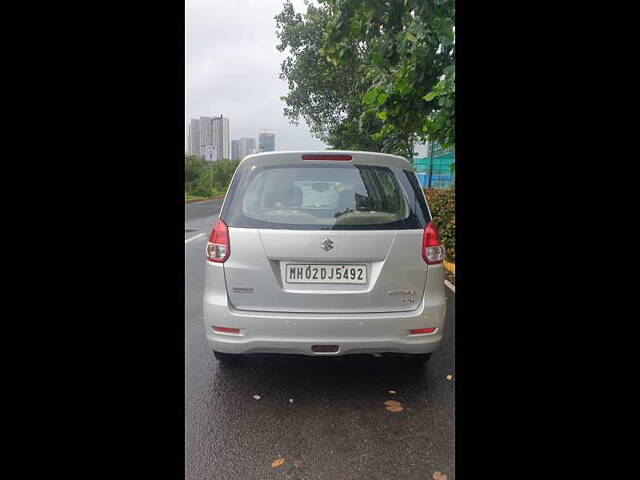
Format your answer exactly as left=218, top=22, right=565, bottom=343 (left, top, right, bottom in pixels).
left=337, top=188, right=356, bottom=212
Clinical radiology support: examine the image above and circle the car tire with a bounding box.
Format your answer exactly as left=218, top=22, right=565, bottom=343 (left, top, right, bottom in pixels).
left=213, top=351, right=243, bottom=363
left=401, top=353, right=432, bottom=365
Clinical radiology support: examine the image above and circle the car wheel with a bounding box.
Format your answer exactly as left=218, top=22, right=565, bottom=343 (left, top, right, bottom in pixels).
left=401, top=353, right=432, bottom=365
left=213, top=351, right=243, bottom=363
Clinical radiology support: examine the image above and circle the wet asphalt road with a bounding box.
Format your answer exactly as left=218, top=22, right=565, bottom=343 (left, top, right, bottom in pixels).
left=185, top=199, right=455, bottom=480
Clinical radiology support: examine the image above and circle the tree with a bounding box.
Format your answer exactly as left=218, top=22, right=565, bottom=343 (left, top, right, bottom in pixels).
left=276, top=0, right=455, bottom=159
left=185, top=157, right=241, bottom=197
left=275, top=1, right=387, bottom=152
left=209, top=159, right=240, bottom=193
left=321, top=0, right=455, bottom=155
left=185, top=155, right=208, bottom=194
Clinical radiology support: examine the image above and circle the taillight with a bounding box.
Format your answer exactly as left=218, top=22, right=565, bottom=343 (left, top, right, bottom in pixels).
left=206, top=219, right=230, bottom=263
left=422, top=221, right=445, bottom=265
left=301, top=154, right=352, bottom=161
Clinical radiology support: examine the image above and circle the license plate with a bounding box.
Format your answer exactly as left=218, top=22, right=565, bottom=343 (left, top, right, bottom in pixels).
left=285, top=264, right=367, bottom=284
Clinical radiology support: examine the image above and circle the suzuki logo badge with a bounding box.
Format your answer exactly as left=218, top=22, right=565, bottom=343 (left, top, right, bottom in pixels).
left=320, top=238, right=334, bottom=252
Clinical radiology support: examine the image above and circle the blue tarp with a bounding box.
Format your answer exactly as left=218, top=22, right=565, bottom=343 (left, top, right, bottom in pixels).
left=413, top=150, right=455, bottom=189
left=416, top=172, right=454, bottom=189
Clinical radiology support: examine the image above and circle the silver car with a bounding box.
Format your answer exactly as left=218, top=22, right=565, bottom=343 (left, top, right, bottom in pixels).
left=203, top=151, right=447, bottom=364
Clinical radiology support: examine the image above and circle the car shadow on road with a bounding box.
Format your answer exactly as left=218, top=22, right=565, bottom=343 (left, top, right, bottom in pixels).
left=212, top=353, right=433, bottom=403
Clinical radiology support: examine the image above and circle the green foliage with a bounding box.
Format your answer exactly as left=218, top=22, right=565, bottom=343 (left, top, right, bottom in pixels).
left=421, top=71, right=455, bottom=148
left=321, top=0, right=455, bottom=152
left=275, top=1, right=398, bottom=153
left=185, top=155, right=239, bottom=197
left=185, top=155, right=207, bottom=186
left=275, top=0, right=454, bottom=157
left=209, top=159, right=240, bottom=194
left=425, top=188, right=455, bottom=262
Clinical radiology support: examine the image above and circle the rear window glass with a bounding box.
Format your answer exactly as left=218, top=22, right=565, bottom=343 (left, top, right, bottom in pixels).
left=222, top=163, right=430, bottom=230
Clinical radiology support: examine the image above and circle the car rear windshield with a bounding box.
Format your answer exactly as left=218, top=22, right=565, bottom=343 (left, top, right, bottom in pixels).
left=221, top=163, right=430, bottom=230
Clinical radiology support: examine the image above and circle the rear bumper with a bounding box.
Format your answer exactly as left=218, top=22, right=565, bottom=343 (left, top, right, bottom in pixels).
left=203, top=264, right=447, bottom=356
left=206, top=328, right=443, bottom=355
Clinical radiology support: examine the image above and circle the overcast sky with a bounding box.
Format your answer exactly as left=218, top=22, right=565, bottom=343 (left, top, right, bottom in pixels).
left=185, top=0, right=328, bottom=152
left=185, top=0, right=427, bottom=156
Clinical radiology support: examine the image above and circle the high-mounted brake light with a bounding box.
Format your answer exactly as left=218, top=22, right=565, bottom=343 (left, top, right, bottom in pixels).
left=422, top=221, right=445, bottom=265
left=302, top=154, right=352, bottom=161
left=206, top=219, right=230, bottom=263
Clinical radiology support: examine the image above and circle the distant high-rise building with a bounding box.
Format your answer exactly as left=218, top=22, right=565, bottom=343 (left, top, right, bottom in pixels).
left=187, top=119, right=200, bottom=157
left=259, top=132, right=275, bottom=152
left=238, top=137, right=256, bottom=160
left=212, top=115, right=229, bottom=160
left=187, top=115, right=230, bottom=160
left=231, top=140, right=240, bottom=160
left=199, top=117, right=213, bottom=153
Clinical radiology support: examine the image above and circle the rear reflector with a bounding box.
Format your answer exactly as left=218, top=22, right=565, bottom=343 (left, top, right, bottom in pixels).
left=212, top=326, right=240, bottom=334
left=302, top=154, right=352, bottom=161
left=311, top=345, right=339, bottom=353
left=409, top=327, right=437, bottom=335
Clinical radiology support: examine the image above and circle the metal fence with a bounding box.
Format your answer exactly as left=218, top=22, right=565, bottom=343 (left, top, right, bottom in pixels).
left=413, top=148, right=455, bottom=189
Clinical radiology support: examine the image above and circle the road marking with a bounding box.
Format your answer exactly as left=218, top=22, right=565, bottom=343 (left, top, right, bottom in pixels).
left=445, top=279, right=455, bottom=293
left=185, top=233, right=205, bottom=244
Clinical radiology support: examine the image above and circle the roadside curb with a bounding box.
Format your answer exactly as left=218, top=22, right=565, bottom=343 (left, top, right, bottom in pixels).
left=443, top=260, right=455, bottom=275
left=185, top=195, right=225, bottom=203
